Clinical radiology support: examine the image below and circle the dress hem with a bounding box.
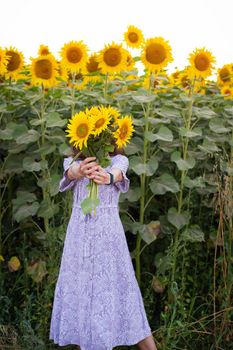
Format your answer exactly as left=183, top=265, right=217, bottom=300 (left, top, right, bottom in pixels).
left=49, top=328, right=153, bottom=348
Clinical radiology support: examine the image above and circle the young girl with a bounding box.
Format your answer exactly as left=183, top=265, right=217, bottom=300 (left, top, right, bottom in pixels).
left=49, top=150, right=157, bottom=350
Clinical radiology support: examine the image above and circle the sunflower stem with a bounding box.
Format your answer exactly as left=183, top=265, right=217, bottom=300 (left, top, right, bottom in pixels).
left=135, top=72, right=152, bottom=287
left=39, top=86, right=50, bottom=234
left=104, top=73, right=108, bottom=99
left=71, top=72, right=76, bottom=116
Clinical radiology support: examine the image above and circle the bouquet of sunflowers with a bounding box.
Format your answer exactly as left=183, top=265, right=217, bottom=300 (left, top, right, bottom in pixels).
left=65, top=105, right=134, bottom=215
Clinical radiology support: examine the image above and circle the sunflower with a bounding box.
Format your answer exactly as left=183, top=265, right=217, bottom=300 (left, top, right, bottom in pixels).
left=169, top=70, right=181, bottom=86
left=125, top=51, right=136, bottom=71
left=105, top=106, right=121, bottom=123
left=113, top=115, right=134, bottom=148
left=66, top=71, right=87, bottom=89
left=0, top=47, right=8, bottom=76
left=60, top=40, right=89, bottom=73
left=97, top=42, right=128, bottom=74
left=143, top=72, right=169, bottom=90
left=4, top=46, right=24, bottom=80
left=57, top=60, right=69, bottom=82
left=176, top=68, right=192, bottom=89
left=30, top=54, right=59, bottom=88
left=220, top=86, right=233, bottom=99
left=86, top=54, right=101, bottom=74
left=217, top=64, right=232, bottom=86
left=66, top=111, right=94, bottom=150
left=38, top=44, right=51, bottom=56
left=84, top=54, right=102, bottom=83
left=124, top=25, right=144, bottom=49
left=141, top=37, right=173, bottom=73
left=188, top=47, right=216, bottom=79
left=87, top=106, right=111, bottom=136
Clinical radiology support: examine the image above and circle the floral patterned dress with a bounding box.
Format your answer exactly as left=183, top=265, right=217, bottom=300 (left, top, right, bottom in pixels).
left=49, top=154, right=152, bottom=350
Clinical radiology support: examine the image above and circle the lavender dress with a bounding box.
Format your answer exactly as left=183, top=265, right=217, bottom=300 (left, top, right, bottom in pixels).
left=49, top=154, right=152, bottom=350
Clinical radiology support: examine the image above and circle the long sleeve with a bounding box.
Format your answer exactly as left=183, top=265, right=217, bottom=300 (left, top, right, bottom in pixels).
left=59, top=156, right=79, bottom=192
left=111, top=155, right=130, bottom=193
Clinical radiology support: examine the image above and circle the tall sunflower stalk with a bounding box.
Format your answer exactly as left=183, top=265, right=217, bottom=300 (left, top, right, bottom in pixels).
left=65, top=105, right=134, bottom=216
left=29, top=53, right=59, bottom=234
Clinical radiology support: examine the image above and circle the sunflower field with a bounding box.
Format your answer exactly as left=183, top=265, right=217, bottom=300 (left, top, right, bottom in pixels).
left=0, top=25, right=233, bottom=349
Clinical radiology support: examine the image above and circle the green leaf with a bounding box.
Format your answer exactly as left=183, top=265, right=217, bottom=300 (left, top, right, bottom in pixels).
left=132, top=94, right=156, bottom=103
left=16, top=129, right=40, bottom=144
left=197, top=139, right=221, bottom=153
left=13, top=202, right=39, bottom=222
left=154, top=253, right=172, bottom=274
left=34, top=143, right=56, bottom=156
left=130, top=156, right=158, bottom=176
left=0, top=127, right=14, bottom=140
left=167, top=207, right=190, bottom=230
left=46, top=112, right=67, bottom=128
left=10, top=122, right=28, bottom=138
left=81, top=197, right=100, bottom=216
left=49, top=174, right=61, bottom=196
left=37, top=199, right=59, bottom=219
left=193, top=106, right=217, bottom=119
left=59, top=143, right=72, bottom=156
left=30, top=118, right=46, bottom=126
left=149, top=173, right=180, bottom=194
left=183, top=175, right=206, bottom=189
left=209, top=118, right=230, bottom=133
left=179, top=127, right=202, bottom=138
left=145, top=129, right=172, bottom=142
left=171, top=151, right=196, bottom=170
left=124, top=137, right=143, bottom=155
left=23, top=157, right=48, bottom=172
left=131, top=222, right=145, bottom=235
left=121, top=187, right=141, bottom=202
left=154, top=126, right=173, bottom=141
left=4, top=155, right=24, bottom=174
left=181, top=225, right=205, bottom=243
left=12, top=191, right=37, bottom=206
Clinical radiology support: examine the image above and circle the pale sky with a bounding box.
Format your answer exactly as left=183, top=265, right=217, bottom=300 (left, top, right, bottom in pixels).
left=1, top=0, right=232, bottom=73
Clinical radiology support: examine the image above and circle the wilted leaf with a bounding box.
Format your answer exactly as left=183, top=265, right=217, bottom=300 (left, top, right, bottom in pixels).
left=26, top=260, right=47, bottom=283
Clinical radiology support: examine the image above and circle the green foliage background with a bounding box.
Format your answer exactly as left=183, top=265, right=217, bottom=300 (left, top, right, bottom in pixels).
left=0, top=74, right=233, bottom=349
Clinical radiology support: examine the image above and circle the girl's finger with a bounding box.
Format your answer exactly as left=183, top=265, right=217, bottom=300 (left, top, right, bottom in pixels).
left=83, top=157, right=96, bottom=163
left=93, top=178, right=103, bottom=184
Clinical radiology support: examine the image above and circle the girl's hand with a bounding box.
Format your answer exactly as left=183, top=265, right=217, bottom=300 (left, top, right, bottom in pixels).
left=79, top=157, right=99, bottom=178
left=90, top=165, right=111, bottom=185
left=68, top=157, right=99, bottom=180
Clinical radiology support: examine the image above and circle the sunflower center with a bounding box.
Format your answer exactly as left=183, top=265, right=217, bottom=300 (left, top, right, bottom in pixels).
left=194, top=54, right=210, bottom=71
left=41, top=49, right=49, bottom=55
left=181, top=75, right=189, bottom=88
left=104, top=48, right=121, bottom=67
left=95, top=118, right=105, bottom=129
left=220, top=68, right=230, bottom=82
left=67, top=47, right=82, bottom=63
left=119, top=124, right=128, bottom=138
left=128, top=32, right=139, bottom=43
left=146, top=44, right=166, bottom=65
left=6, top=51, right=21, bottom=71
left=35, top=59, right=53, bottom=79
left=76, top=123, right=89, bottom=138
left=87, top=57, right=100, bottom=73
